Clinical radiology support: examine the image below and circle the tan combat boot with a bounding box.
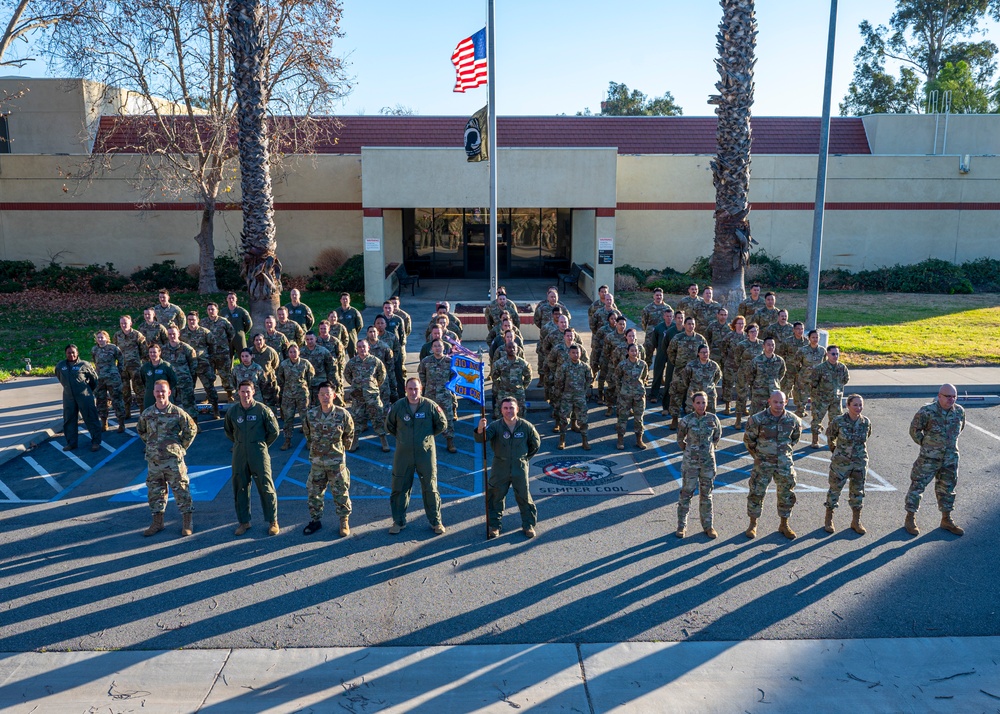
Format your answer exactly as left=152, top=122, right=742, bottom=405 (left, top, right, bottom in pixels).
left=101, top=417, right=109, bottom=432
left=143, top=512, right=164, bottom=537
left=723, top=401, right=730, bottom=416
left=734, top=413, right=742, bottom=430
left=810, top=432, right=821, bottom=448
left=675, top=522, right=686, bottom=539
left=635, top=430, right=647, bottom=450
left=704, top=527, right=718, bottom=539
left=851, top=507, right=866, bottom=535
left=181, top=512, right=193, bottom=537
left=824, top=507, right=835, bottom=533
left=446, top=436, right=457, bottom=453
left=212, top=404, right=221, bottom=419
left=380, top=435, right=391, bottom=453
left=557, top=432, right=566, bottom=450
left=267, top=521, right=280, bottom=536
left=581, top=433, right=591, bottom=451
left=778, top=517, right=797, bottom=539
left=670, top=415, right=678, bottom=431
left=745, top=516, right=758, bottom=539
left=339, top=516, right=350, bottom=537
left=940, top=512, right=965, bottom=536
left=280, top=436, right=292, bottom=451
left=605, top=405, right=613, bottom=417
left=616, top=433, right=625, bottom=451
left=117, top=420, right=126, bottom=433
left=904, top=511, right=919, bottom=536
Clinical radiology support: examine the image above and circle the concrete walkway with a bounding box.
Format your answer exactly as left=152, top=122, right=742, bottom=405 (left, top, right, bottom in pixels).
left=2, top=637, right=997, bottom=712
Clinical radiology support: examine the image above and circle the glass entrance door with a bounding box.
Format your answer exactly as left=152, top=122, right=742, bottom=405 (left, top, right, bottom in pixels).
left=464, top=224, right=510, bottom=278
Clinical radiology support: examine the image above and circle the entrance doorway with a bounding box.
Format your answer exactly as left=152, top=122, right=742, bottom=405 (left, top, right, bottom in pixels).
left=464, top=224, right=510, bottom=278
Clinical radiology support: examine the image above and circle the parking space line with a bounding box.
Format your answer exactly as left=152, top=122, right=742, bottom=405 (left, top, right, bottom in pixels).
left=100, top=441, right=116, bottom=453
left=0, top=477, right=21, bottom=501
left=349, top=475, right=391, bottom=493
left=49, top=441, right=91, bottom=470
left=967, top=421, right=1000, bottom=442
left=50, top=436, right=139, bottom=502
left=107, top=419, right=138, bottom=437
left=23, top=457, right=62, bottom=493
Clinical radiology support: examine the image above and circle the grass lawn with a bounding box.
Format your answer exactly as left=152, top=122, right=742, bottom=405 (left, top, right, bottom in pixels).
left=615, top=290, right=1000, bottom=368
left=0, top=290, right=364, bottom=380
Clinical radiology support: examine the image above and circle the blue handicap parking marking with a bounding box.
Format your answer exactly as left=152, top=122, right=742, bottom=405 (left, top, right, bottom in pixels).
left=109, top=465, right=231, bottom=502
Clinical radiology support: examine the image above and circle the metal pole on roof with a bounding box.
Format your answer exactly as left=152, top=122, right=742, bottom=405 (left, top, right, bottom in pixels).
left=805, top=0, right=838, bottom=333
left=487, top=0, right=498, bottom=301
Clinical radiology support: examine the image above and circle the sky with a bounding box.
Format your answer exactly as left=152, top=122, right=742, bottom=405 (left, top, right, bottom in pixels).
left=4, top=0, right=1000, bottom=117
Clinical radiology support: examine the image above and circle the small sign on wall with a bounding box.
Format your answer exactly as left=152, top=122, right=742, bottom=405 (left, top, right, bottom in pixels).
left=365, top=238, right=381, bottom=252
left=598, top=237, right=614, bottom=252
left=598, top=250, right=613, bottom=265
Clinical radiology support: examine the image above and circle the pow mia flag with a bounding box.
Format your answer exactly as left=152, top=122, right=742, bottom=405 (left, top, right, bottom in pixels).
left=464, top=105, right=488, bottom=162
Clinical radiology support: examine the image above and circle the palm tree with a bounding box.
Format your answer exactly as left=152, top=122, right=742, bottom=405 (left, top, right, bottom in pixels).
left=709, top=0, right=757, bottom=313
left=228, top=0, right=281, bottom=328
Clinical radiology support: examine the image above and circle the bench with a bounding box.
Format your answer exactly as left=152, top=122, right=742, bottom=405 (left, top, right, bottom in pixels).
left=558, top=262, right=582, bottom=295
left=396, top=264, right=420, bottom=296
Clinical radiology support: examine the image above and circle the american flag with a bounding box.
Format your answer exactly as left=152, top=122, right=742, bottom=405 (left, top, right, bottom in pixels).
left=451, top=28, right=487, bottom=93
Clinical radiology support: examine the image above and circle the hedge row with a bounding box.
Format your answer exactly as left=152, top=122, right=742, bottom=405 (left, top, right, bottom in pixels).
left=618, top=253, right=1000, bottom=294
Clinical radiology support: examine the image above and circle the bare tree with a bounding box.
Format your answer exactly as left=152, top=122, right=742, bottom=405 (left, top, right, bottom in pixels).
left=1, top=0, right=83, bottom=67
left=47, top=0, right=349, bottom=293
left=709, top=0, right=757, bottom=314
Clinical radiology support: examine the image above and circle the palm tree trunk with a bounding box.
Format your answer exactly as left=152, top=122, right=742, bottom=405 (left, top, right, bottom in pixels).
left=709, top=0, right=757, bottom=316
left=228, top=0, right=281, bottom=330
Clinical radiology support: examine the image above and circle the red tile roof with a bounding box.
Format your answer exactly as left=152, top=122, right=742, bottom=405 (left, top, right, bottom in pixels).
left=94, top=115, right=871, bottom=156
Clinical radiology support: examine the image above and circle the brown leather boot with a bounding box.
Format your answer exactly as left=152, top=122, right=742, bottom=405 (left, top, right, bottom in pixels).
left=280, top=436, right=292, bottom=451
left=670, top=416, right=678, bottom=431
left=723, top=401, right=730, bottom=416
left=778, top=517, right=797, bottom=539
left=558, top=432, right=566, bottom=450
left=851, top=507, right=866, bottom=535
left=212, top=405, right=221, bottom=419
left=181, top=512, right=193, bottom=537
left=101, top=417, right=109, bottom=432
left=581, top=434, right=590, bottom=451
left=339, top=516, right=350, bottom=537
left=635, top=430, right=647, bottom=450
left=380, top=435, right=391, bottom=452
left=143, top=512, right=164, bottom=537
left=810, top=432, right=820, bottom=449
left=349, top=433, right=359, bottom=452
left=940, top=512, right=964, bottom=536
left=904, top=511, right=919, bottom=536
left=605, top=405, right=613, bottom=417
left=446, top=437, right=457, bottom=453
left=116, top=420, right=126, bottom=433
left=745, top=516, right=758, bottom=539
left=734, top=413, right=742, bottom=429
left=616, top=433, right=625, bottom=451
left=824, top=507, right=835, bottom=533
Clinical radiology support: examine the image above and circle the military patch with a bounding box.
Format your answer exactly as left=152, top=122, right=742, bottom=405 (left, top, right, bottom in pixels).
left=237, top=417, right=244, bottom=424
left=403, top=415, right=411, bottom=421
left=415, top=412, right=425, bottom=418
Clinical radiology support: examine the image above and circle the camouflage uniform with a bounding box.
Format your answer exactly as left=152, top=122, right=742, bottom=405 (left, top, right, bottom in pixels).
left=284, top=301, right=315, bottom=330
left=91, top=343, right=126, bottom=425
left=533, top=300, right=571, bottom=329
left=276, top=319, right=305, bottom=348
left=302, top=404, right=354, bottom=520
left=640, top=301, right=672, bottom=356
left=677, top=411, right=723, bottom=530
left=751, top=306, right=781, bottom=332
left=680, top=358, right=723, bottom=413
left=615, top=358, right=648, bottom=437
left=734, top=338, right=764, bottom=416
left=545, top=336, right=587, bottom=405
left=809, top=361, right=850, bottom=434
left=744, top=408, right=803, bottom=519
left=137, top=402, right=197, bottom=515
left=677, top=296, right=701, bottom=319
left=485, top=299, right=520, bottom=342
left=180, top=325, right=218, bottom=408
left=825, top=413, right=872, bottom=510
left=719, top=330, right=746, bottom=403
left=250, top=344, right=281, bottom=409
left=154, top=302, right=185, bottom=330
left=592, top=321, right=616, bottom=395
left=694, top=300, right=722, bottom=330
left=343, top=354, right=387, bottom=435
left=231, top=361, right=266, bottom=396
left=204, top=316, right=235, bottom=397
left=263, top=330, right=290, bottom=360
left=795, top=344, right=827, bottom=410
left=738, top=295, right=766, bottom=321
left=367, top=337, right=396, bottom=405
left=556, top=360, right=593, bottom=434
left=162, top=341, right=199, bottom=422
left=589, top=306, right=616, bottom=347
left=491, top=353, right=532, bottom=419
left=746, top=353, right=786, bottom=416
left=706, top=319, right=732, bottom=353
left=418, top=354, right=457, bottom=438
left=667, top=332, right=708, bottom=418
left=906, top=401, right=965, bottom=514
left=113, top=328, right=147, bottom=410
left=601, top=330, right=629, bottom=407
left=301, top=345, right=336, bottom=403
left=763, top=321, right=795, bottom=350
left=325, top=322, right=350, bottom=357
left=137, top=320, right=168, bottom=359
left=276, top=357, right=315, bottom=438
left=778, top=335, right=809, bottom=404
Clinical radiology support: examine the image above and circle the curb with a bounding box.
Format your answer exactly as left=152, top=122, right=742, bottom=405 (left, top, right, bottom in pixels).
left=0, top=417, right=63, bottom=469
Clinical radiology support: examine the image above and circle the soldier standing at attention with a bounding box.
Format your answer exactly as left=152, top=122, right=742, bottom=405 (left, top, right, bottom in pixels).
left=232, top=348, right=265, bottom=396
left=491, top=341, right=532, bottom=420
left=680, top=344, right=723, bottom=414
left=263, top=315, right=291, bottom=360
left=323, top=311, right=351, bottom=360
left=676, top=391, right=722, bottom=539
left=485, top=287, right=519, bottom=343
left=154, top=288, right=185, bottom=330
left=751, top=291, right=781, bottom=332
left=905, top=383, right=966, bottom=537
left=139, top=343, right=177, bottom=410
left=733, top=323, right=764, bottom=429
left=275, top=306, right=306, bottom=347
left=744, top=390, right=803, bottom=540
left=92, top=330, right=126, bottom=433
left=344, top=339, right=389, bottom=452
left=667, top=317, right=708, bottom=429
left=778, top=321, right=808, bottom=412
left=225, top=380, right=281, bottom=536
left=694, top=286, right=722, bottom=329
left=113, top=315, right=147, bottom=418
left=615, top=343, right=649, bottom=451
left=137, top=380, right=197, bottom=537
left=475, top=397, right=541, bottom=539
left=654, top=310, right=684, bottom=407
left=648, top=307, right=675, bottom=401
left=640, top=288, right=671, bottom=358
left=601, top=316, right=629, bottom=415
left=677, top=283, right=701, bottom=319
left=301, top=332, right=336, bottom=405
left=719, top=315, right=747, bottom=416
left=372, top=318, right=401, bottom=403
left=555, top=344, right=593, bottom=450
left=56, top=344, right=102, bottom=452
left=250, top=332, right=281, bottom=411
left=276, top=343, right=315, bottom=450
left=204, top=303, right=236, bottom=403
left=317, top=318, right=347, bottom=388
left=746, top=337, right=786, bottom=417
left=418, top=338, right=458, bottom=454
left=389, top=295, right=413, bottom=343
left=738, top=283, right=765, bottom=320
left=385, top=377, right=449, bottom=535
left=706, top=307, right=732, bottom=354
left=224, top=292, right=253, bottom=356
left=588, top=284, right=610, bottom=321
left=163, top=326, right=199, bottom=424
left=824, top=394, right=871, bottom=535
left=809, top=345, right=850, bottom=448
left=796, top=329, right=827, bottom=416
left=180, top=312, right=220, bottom=419
left=337, top=292, right=364, bottom=358
left=301, top=382, right=354, bottom=537
left=284, top=288, right=315, bottom=331
left=533, top=286, right=571, bottom=330
left=138, top=307, right=169, bottom=359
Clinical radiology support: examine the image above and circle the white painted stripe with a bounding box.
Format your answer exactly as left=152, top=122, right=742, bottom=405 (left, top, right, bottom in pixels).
left=0, top=478, right=21, bottom=501
left=107, top=419, right=138, bottom=437
left=100, top=441, right=115, bottom=453
left=49, top=441, right=90, bottom=470
left=966, top=421, right=1000, bottom=442
left=23, top=457, right=62, bottom=492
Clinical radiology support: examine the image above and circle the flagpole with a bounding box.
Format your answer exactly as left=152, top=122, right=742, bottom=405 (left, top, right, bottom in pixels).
left=486, top=0, right=498, bottom=302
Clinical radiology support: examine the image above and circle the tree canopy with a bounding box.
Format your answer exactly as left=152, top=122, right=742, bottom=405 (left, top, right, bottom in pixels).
left=841, top=0, right=1000, bottom=115
left=0, top=0, right=83, bottom=67
left=578, top=81, right=683, bottom=116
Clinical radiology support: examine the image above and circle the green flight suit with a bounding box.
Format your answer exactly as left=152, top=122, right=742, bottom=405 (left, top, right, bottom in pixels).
left=56, top=358, right=101, bottom=449
left=139, top=359, right=178, bottom=410
left=385, top=396, right=448, bottom=527
left=475, top=416, right=541, bottom=532
left=224, top=399, right=280, bottom=526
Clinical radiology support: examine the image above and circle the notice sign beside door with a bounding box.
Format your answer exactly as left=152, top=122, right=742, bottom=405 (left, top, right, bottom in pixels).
left=365, top=238, right=381, bottom=252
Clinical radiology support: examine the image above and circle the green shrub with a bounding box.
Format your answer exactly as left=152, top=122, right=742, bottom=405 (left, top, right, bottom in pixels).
left=89, top=267, right=130, bottom=293
left=0, top=260, right=35, bottom=282
left=307, top=254, right=365, bottom=293
left=28, top=263, right=112, bottom=292
left=855, top=259, right=972, bottom=294
left=0, top=279, right=23, bottom=293
left=130, top=260, right=198, bottom=291
left=961, top=258, right=1000, bottom=292
left=214, top=252, right=244, bottom=291
left=646, top=274, right=694, bottom=294
left=615, top=264, right=648, bottom=285
left=688, top=256, right=712, bottom=280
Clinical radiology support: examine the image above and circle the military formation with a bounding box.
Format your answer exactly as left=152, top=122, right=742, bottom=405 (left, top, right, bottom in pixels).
left=55, top=282, right=970, bottom=544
